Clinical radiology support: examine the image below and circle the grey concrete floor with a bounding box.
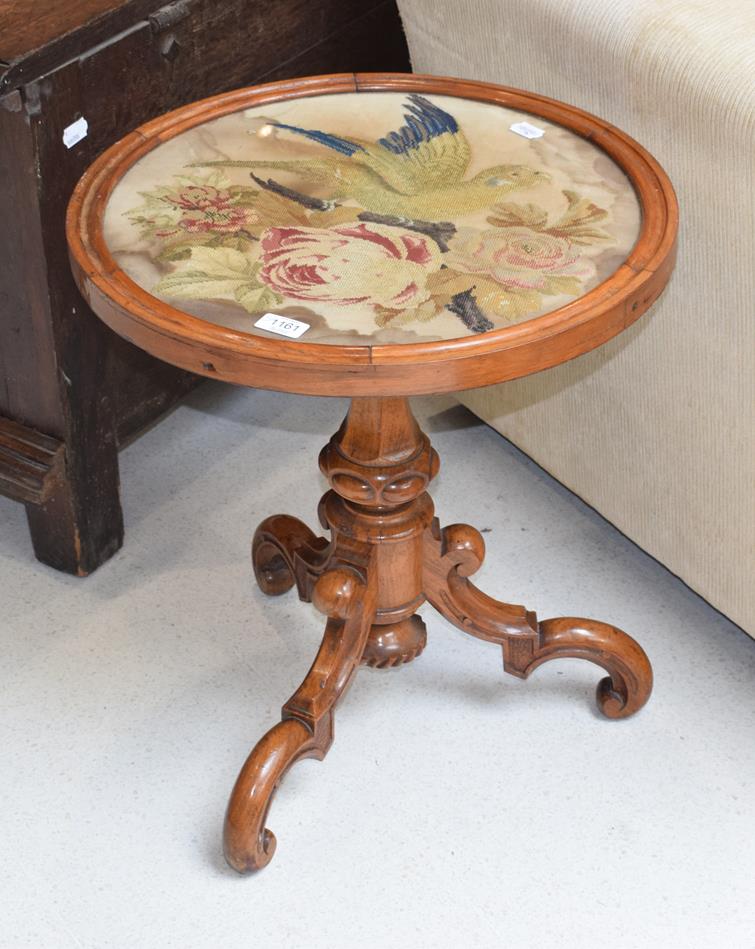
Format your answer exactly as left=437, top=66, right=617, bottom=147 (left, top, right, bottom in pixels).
left=1, top=384, right=754, bottom=949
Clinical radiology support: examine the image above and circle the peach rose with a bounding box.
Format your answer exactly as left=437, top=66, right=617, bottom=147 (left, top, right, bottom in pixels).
left=258, top=223, right=442, bottom=307
left=447, top=227, right=593, bottom=290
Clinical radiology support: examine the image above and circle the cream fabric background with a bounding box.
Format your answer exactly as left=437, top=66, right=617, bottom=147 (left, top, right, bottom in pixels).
left=397, top=0, right=754, bottom=633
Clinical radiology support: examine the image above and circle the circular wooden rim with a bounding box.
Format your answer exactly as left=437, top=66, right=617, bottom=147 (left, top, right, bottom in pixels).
left=67, top=72, right=678, bottom=396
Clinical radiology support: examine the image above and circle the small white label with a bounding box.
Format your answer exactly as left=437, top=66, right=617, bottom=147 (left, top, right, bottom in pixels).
left=63, top=116, right=88, bottom=149
left=254, top=312, right=310, bottom=339
left=509, top=121, right=545, bottom=139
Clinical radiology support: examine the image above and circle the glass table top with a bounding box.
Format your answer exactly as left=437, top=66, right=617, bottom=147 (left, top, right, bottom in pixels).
left=103, top=91, right=642, bottom=346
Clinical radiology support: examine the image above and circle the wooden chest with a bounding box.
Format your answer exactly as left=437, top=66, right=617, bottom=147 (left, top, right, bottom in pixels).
left=0, top=0, right=410, bottom=574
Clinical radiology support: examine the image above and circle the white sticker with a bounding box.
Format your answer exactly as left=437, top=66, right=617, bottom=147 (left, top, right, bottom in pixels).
left=254, top=312, right=310, bottom=339
left=63, top=116, right=88, bottom=149
left=509, top=121, right=545, bottom=140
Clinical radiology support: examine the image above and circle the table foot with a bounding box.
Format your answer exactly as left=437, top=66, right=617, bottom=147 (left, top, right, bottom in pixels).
left=423, top=519, right=652, bottom=718
left=225, top=560, right=376, bottom=873
left=223, top=718, right=319, bottom=872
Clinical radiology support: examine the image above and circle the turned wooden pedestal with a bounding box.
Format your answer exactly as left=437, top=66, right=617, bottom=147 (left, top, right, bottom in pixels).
left=223, top=397, right=653, bottom=872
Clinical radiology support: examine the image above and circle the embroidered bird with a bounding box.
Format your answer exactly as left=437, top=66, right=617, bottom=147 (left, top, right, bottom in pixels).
left=193, top=94, right=549, bottom=222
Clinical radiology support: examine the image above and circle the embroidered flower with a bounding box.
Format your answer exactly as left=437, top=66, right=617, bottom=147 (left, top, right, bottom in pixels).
left=126, top=174, right=260, bottom=240
left=156, top=184, right=257, bottom=235
left=257, top=223, right=442, bottom=307
left=446, top=227, right=593, bottom=291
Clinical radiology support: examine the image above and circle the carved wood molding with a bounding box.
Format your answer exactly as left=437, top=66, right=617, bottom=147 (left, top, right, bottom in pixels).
left=0, top=415, right=65, bottom=506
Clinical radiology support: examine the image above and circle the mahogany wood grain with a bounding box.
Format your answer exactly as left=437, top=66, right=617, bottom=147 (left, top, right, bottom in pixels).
left=225, top=559, right=377, bottom=873
left=422, top=520, right=652, bottom=718
left=224, top=397, right=653, bottom=871
left=67, top=72, right=679, bottom=398
left=67, top=72, right=671, bottom=873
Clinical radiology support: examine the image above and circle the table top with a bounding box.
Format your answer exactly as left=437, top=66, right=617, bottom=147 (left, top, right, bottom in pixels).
left=68, top=74, right=678, bottom=396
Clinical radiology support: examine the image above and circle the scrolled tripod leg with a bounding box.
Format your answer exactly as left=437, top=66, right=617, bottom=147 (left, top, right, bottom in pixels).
left=252, top=514, right=331, bottom=600
left=224, top=560, right=376, bottom=873
left=504, top=616, right=653, bottom=719
left=424, top=520, right=652, bottom=718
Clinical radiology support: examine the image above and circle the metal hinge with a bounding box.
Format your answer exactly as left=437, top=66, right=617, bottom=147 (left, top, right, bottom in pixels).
left=148, top=0, right=195, bottom=33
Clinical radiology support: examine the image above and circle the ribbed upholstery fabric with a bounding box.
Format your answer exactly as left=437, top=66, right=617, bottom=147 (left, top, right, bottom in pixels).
left=397, top=0, right=754, bottom=633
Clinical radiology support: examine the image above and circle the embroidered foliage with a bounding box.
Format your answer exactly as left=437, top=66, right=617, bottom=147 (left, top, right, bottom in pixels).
left=154, top=246, right=282, bottom=313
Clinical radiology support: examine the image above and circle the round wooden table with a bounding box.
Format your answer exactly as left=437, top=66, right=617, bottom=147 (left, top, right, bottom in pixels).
left=67, top=73, right=678, bottom=873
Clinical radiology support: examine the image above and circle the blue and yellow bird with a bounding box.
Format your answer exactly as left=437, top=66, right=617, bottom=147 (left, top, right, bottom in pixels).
left=196, top=94, right=548, bottom=222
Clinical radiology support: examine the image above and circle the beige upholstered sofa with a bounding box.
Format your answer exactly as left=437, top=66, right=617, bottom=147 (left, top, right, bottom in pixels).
left=397, top=0, right=754, bottom=634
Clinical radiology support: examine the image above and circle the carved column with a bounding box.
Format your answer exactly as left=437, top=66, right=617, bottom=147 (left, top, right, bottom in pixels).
left=318, top=397, right=439, bottom=666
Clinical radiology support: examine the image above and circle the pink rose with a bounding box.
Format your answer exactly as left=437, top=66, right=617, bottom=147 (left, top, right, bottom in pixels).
left=159, top=185, right=255, bottom=235
left=258, top=223, right=441, bottom=307
left=447, top=227, right=593, bottom=290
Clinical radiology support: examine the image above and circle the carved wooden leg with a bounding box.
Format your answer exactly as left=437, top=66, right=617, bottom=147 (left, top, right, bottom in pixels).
left=252, top=514, right=332, bottom=600
left=224, top=556, right=376, bottom=873
left=423, top=519, right=652, bottom=718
